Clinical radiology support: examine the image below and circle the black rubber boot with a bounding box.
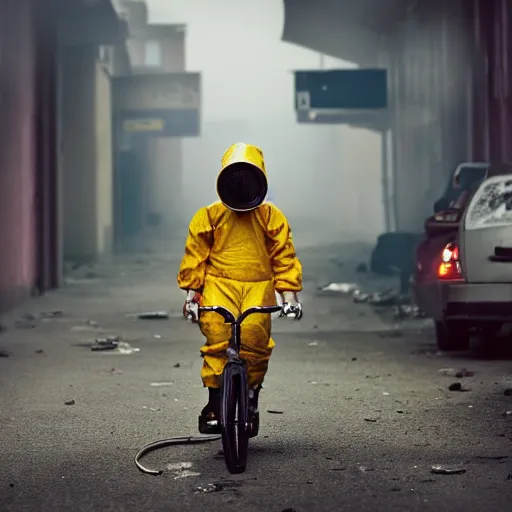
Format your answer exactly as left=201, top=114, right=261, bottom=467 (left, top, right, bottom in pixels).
left=198, top=387, right=221, bottom=435
left=248, top=385, right=262, bottom=438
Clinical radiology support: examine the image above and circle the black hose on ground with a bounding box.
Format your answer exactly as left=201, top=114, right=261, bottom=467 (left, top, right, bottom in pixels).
left=134, top=435, right=221, bottom=476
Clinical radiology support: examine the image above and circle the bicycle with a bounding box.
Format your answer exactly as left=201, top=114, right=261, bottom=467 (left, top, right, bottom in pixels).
left=134, top=302, right=301, bottom=476
left=197, top=304, right=296, bottom=474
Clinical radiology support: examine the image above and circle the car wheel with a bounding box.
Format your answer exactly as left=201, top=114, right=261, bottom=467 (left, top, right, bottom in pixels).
left=435, top=320, right=470, bottom=351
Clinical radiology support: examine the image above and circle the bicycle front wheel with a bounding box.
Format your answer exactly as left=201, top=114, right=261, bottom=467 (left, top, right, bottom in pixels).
left=220, top=362, right=249, bottom=474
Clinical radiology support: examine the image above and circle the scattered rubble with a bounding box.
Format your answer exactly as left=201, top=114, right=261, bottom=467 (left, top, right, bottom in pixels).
left=431, top=464, right=466, bottom=475
left=91, top=335, right=121, bottom=351
left=439, top=368, right=475, bottom=378
left=195, top=483, right=223, bottom=494
left=448, top=382, right=471, bottom=392
left=137, top=311, right=169, bottom=320
left=321, top=282, right=358, bottom=294
left=321, top=282, right=426, bottom=320
left=90, top=337, right=140, bottom=355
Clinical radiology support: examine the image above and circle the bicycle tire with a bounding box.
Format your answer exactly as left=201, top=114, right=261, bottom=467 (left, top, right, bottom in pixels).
left=220, top=362, right=249, bottom=474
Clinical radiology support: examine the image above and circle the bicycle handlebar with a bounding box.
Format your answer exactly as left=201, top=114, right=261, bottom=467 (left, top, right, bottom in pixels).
left=198, top=305, right=282, bottom=324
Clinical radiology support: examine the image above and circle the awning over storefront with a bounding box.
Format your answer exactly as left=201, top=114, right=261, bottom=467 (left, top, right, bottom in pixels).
left=281, top=0, right=410, bottom=65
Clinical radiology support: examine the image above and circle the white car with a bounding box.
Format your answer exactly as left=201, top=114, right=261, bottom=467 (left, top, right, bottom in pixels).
left=415, top=173, right=512, bottom=350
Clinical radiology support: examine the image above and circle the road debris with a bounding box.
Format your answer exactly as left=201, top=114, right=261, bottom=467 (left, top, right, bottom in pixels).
left=35, top=349, right=44, bottom=354
left=137, top=311, right=169, bottom=320
left=150, top=382, right=174, bottom=387
left=504, top=388, right=512, bottom=396
left=448, top=382, right=470, bottom=392
left=439, top=368, right=475, bottom=378
left=475, top=455, right=508, bottom=461
left=90, top=337, right=140, bottom=355
left=110, top=367, right=122, bottom=375
left=358, top=466, right=375, bottom=472
left=364, top=418, right=378, bottom=423
left=40, top=310, right=64, bottom=318
left=196, top=483, right=223, bottom=493
left=503, top=411, right=512, bottom=418
left=166, top=461, right=201, bottom=480
left=0, top=350, right=10, bottom=357
left=322, top=282, right=426, bottom=320
left=321, top=282, right=358, bottom=294
left=174, top=363, right=181, bottom=368
left=90, top=335, right=121, bottom=351
left=308, top=341, right=318, bottom=346
left=142, top=406, right=161, bottom=412
left=431, top=464, right=466, bottom=475
left=64, top=399, right=75, bottom=406
left=267, top=410, right=284, bottom=414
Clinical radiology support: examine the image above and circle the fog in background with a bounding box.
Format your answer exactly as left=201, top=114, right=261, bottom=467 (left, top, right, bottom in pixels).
left=147, top=0, right=384, bottom=246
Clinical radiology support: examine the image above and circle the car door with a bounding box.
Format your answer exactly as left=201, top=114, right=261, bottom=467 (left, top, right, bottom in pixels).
left=460, top=175, right=512, bottom=283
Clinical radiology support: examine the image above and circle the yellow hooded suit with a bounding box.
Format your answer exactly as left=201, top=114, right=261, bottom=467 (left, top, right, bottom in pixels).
left=177, top=143, right=302, bottom=389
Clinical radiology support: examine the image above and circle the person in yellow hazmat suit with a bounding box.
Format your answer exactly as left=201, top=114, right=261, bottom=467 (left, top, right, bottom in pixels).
left=177, top=142, right=303, bottom=436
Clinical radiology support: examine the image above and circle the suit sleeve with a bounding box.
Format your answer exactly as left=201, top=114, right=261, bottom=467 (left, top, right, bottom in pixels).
left=266, top=205, right=303, bottom=293
left=177, top=207, right=213, bottom=291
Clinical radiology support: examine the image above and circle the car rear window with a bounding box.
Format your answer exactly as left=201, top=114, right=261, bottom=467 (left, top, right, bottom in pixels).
left=465, top=175, right=512, bottom=230
left=457, top=166, right=487, bottom=189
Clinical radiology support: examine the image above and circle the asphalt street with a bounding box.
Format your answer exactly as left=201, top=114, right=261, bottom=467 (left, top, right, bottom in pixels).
left=1, top=244, right=511, bottom=512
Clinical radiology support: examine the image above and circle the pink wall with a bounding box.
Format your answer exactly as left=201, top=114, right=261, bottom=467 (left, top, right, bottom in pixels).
left=0, top=0, right=37, bottom=311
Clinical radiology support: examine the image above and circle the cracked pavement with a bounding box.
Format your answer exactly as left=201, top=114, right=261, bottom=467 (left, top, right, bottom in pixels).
left=1, top=243, right=511, bottom=512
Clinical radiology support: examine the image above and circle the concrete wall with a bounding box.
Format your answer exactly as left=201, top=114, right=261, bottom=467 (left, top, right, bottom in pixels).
left=123, top=31, right=185, bottom=231
left=95, top=64, right=114, bottom=254
left=334, top=127, right=385, bottom=242
left=0, top=0, right=38, bottom=311
left=146, top=138, right=183, bottom=228
left=388, top=0, right=472, bottom=231
left=60, top=45, right=114, bottom=261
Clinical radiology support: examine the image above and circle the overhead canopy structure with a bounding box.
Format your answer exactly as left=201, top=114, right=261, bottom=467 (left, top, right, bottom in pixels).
left=57, top=0, right=129, bottom=46
left=281, top=0, right=411, bottom=65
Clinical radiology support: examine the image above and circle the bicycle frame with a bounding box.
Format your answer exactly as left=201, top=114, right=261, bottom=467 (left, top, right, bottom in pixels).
left=197, top=304, right=282, bottom=474
left=198, top=305, right=282, bottom=360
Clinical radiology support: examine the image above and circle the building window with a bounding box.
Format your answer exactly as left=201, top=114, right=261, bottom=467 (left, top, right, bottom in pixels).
left=144, top=40, right=162, bottom=67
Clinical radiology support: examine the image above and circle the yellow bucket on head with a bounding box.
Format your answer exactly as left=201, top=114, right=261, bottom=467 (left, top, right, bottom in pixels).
left=216, top=142, right=268, bottom=212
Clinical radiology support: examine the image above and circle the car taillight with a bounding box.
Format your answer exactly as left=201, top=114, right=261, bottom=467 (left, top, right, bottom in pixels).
left=437, top=242, right=463, bottom=280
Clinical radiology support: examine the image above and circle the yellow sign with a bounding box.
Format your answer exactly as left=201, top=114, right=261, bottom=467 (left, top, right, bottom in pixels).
left=123, top=118, right=164, bottom=133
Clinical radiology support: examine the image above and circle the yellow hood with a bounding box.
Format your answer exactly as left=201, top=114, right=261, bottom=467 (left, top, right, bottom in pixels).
left=216, top=142, right=268, bottom=212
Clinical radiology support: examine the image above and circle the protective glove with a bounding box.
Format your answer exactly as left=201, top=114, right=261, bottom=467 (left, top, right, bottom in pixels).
left=279, top=291, right=303, bottom=320
left=183, top=290, right=201, bottom=323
